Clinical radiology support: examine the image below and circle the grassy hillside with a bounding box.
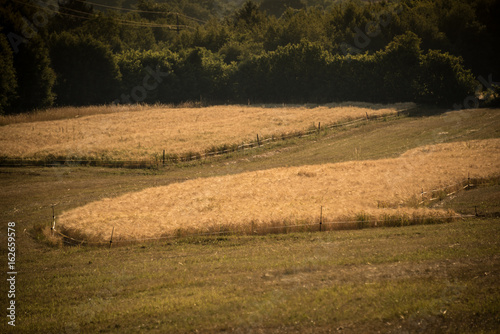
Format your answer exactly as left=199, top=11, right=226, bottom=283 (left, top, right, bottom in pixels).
left=7, top=219, right=500, bottom=333
left=1, top=108, right=498, bottom=238
left=0, top=106, right=499, bottom=333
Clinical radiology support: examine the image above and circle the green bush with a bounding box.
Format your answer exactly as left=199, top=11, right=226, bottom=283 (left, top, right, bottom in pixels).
left=417, top=50, right=476, bottom=106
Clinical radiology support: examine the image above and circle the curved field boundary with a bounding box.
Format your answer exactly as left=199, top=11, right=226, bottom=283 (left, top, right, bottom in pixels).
left=51, top=175, right=492, bottom=247
left=54, top=215, right=468, bottom=247
left=53, top=139, right=500, bottom=244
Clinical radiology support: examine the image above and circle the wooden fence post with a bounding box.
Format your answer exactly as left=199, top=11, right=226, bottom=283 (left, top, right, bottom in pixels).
left=318, top=122, right=321, bottom=134
left=257, top=134, right=260, bottom=146
left=51, top=205, right=56, bottom=236
left=109, top=227, right=114, bottom=248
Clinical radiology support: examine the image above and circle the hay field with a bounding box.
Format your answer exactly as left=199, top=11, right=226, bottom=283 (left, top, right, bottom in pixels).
left=57, top=139, right=500, bottom=242
left=0, top=102, right=413, bottom=160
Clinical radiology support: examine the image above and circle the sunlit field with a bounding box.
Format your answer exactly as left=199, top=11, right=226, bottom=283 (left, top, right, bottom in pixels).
left=0, top=102, right=414, bottom=161
left=57, top=139, right=500, bottom=242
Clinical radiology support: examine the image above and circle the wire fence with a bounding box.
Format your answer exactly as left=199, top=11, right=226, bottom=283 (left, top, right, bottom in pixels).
left=0, top=111, right=408, bottom=169
left=47, top=173, right=494, bottom=248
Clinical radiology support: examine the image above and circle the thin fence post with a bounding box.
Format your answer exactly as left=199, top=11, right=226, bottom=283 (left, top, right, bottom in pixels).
left=318, top=122, right=321, bottom=134
left=163, top=150, right=165, bottom=167
left=320, top=206, right=323, bottom=232
left=257, top=134, right=260, bottom=146
left=51, top=205, right=56, bottom=236
left=109, top=227, right=114, bottom=248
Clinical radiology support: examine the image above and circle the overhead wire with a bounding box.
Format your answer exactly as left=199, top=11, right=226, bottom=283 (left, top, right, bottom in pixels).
left=71, top=0, right=207, bottom=24
left=11, top=0, right=195, bottom=29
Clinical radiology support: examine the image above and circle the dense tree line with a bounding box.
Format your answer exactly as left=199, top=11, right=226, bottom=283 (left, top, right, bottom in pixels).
left=0, top=0, right=499, bottom=114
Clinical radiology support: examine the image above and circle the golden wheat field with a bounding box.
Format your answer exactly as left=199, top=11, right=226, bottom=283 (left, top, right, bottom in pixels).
left=0, top=102, right=413, bottom=160
left=57, top=139, right=500, bottom=242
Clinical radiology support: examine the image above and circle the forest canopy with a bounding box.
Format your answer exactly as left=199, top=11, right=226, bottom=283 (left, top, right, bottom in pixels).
left=1, top=0, right=499, bottom=114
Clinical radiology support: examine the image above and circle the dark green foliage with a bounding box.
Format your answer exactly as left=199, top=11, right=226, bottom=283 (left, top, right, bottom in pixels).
left=49, top=32, right=121, bottom=106
left=234, top=1, right=265, bottom=28
left=233, top=32, right=474, bottom=105
left=117, top=49, right=175, bottom=104
left=484, top=85, right=500, bottom=107
left=1, top=0, right=497, bottom=112
left=48, top=0, right=94, bottom=33
left=117, top=47, right=230, bottom=104
left=260, top=0, right=305, bottom=17
left=375, top=31, right=423, bottom=102
left=239, top=40, right=331, bottom=103
left=0, top=31, right=17, bottom=114
left=0, top=0, right=56, bottom=112
left=418, top=50, right=476, bottom=106
left=175, top=48, right=231, bottom=102
left=191, top=19, right=231, bottom=52
left=12, top=36, right=56, bottom=111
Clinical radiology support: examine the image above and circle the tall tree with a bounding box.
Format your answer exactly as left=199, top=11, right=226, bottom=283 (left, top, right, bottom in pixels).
left=234, top=1, right=265, bottom=27
left=0, top=30, right=17, bottom=114
left=49, top=32, right=121, bottom=105
left=0, top=1, right=56, bottom=112
left=418, top=50, right=476, bottom=106
left=376, top=32, right=423, bottom=102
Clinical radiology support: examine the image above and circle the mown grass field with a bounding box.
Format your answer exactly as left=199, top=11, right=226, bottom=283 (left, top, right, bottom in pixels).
left=9, top=219, right=500, bottom=333
left=0, top=102, right=413, bottom=161
left=0, top=106, right=499, bottom=333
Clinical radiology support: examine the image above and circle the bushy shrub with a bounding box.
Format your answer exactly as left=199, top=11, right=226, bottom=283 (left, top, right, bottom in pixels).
left=417, top=50, right=476, bottom=106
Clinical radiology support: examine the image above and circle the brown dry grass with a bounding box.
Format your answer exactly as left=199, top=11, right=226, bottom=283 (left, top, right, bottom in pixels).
left=0, top=104, right=149, bottom=126
left=0, top=102, right=413, bottom=160
left=58, top=139, right=500, bottom=242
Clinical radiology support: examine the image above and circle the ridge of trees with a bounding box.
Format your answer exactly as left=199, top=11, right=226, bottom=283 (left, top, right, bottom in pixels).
left=1, top=0, right=498, bottom=114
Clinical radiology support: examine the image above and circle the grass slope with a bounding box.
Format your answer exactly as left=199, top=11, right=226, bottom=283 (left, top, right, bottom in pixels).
left=0, top=107, right=499, bottom=333
left=1, top=108, right=498, bottom=245
left=7, top=219, right=500, bottom=333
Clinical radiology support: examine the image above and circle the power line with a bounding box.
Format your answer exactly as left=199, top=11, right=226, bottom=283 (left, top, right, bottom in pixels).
left=60, top=5, right=193, bottom=29
left=12, top=0, right=194, bottom=30
left=72, top=0, right=207, bottom=24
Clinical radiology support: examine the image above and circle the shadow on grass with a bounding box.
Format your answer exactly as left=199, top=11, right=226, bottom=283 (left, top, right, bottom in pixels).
left=405, top=105, right=449, bottom=118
